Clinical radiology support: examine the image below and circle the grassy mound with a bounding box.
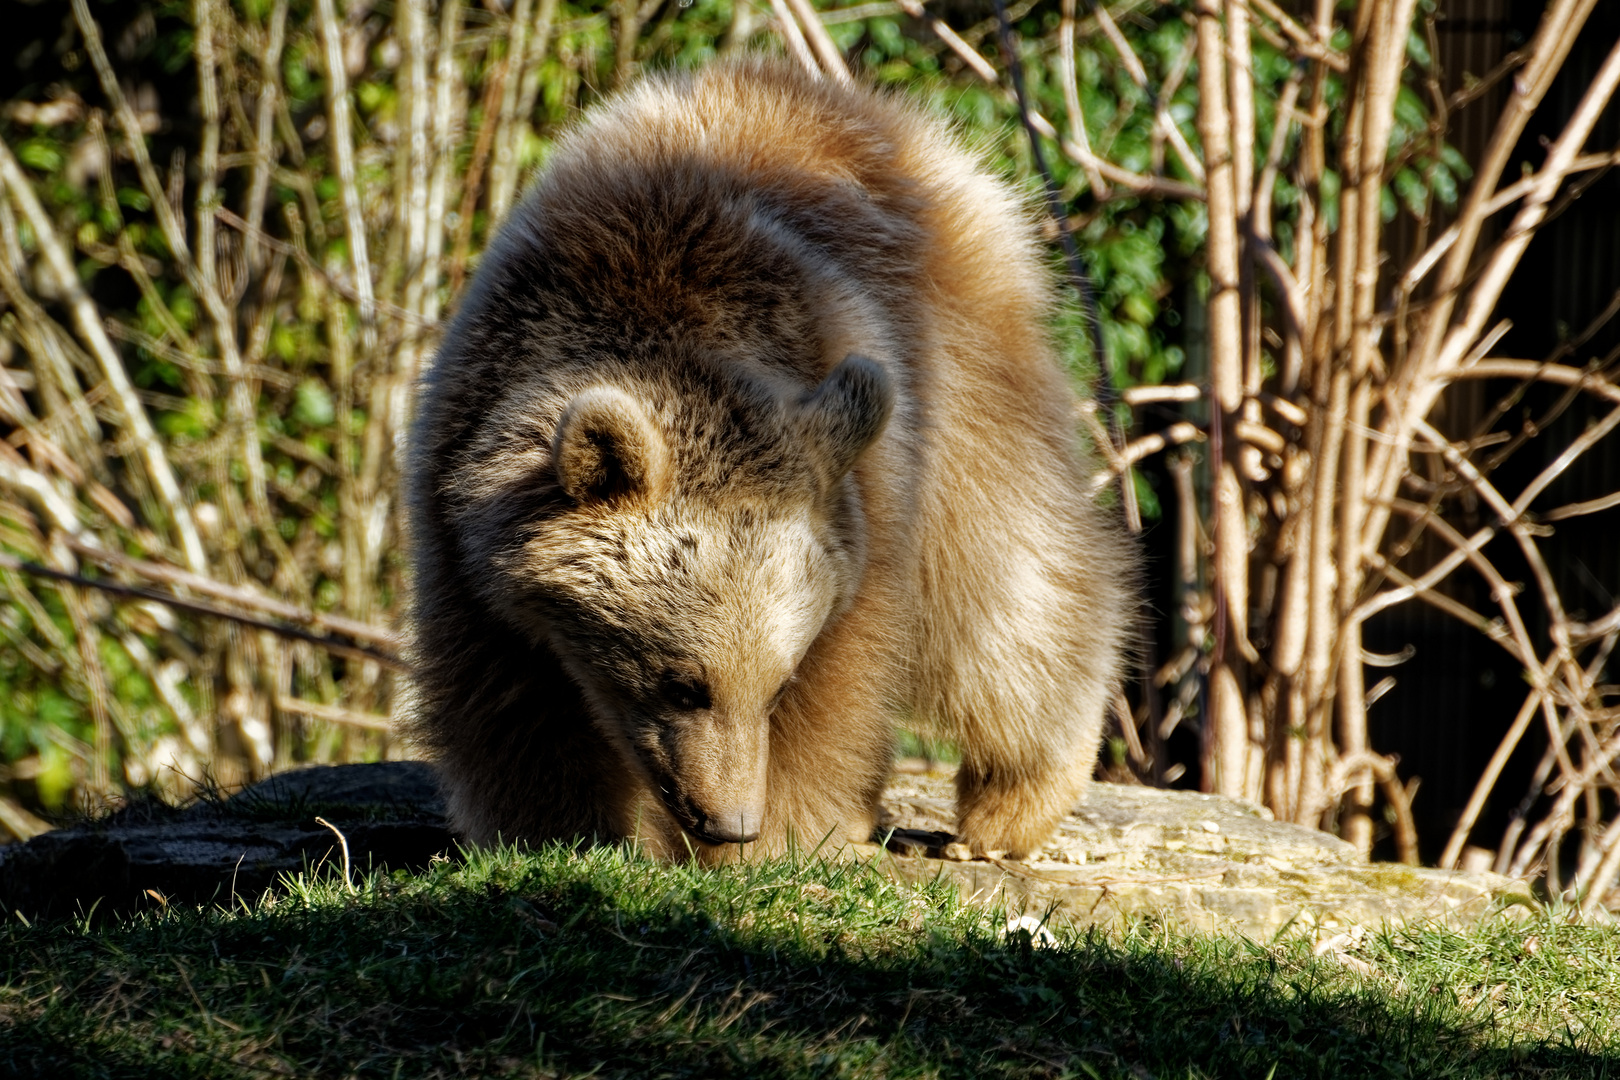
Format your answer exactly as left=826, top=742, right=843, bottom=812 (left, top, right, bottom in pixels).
left=1, top=843, right=1615, bottom=1078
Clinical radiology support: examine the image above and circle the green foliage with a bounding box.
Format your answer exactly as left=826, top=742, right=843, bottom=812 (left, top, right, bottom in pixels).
left=1, top=844, right=1615, bottom=1077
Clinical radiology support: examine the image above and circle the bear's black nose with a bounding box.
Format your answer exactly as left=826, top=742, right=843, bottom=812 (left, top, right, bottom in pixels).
left=690, top=811, right=759, bottom=846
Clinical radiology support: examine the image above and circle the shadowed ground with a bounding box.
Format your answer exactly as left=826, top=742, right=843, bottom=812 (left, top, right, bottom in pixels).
left=1, top=829, right=1616, bottom=1079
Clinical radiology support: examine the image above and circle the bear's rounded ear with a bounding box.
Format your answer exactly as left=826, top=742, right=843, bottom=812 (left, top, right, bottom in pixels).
left=800, top=354, right=895, bottom=481
left=552, top=386, right=670, bottom=503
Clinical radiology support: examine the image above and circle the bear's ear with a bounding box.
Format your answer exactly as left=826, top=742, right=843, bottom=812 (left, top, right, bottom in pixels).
left=799, top=354, right=895, bottom=481
left=552, top=387, right=670, bottom=503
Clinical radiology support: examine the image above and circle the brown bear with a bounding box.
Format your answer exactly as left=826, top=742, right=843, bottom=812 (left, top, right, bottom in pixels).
left=405, top=58, right=1135, bottom=862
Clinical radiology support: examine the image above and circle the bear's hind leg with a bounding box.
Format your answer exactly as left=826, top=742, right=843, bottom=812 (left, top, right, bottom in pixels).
left=921, top=511, right=1131, bottom=859
left=953, top=727, right=1100, bottom=857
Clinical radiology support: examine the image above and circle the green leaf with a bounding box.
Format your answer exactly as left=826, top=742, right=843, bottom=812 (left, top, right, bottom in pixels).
left=271, top=324, right=299, bottom=363
left=1131, top=467, right=1162, bottom=521
left=1393, top=167, right=1428, bottom=218
left=293, top=379, right=336, bottom=428
left=1319, top=169, right=1341, bottom=233
left=35, top=738, right=77, bottom=809
left=1393, top=87, right=1427, bottom=140
left=1430, top=164, right=1458, bottom=210
left=1406, top=27, right=1432, bottom=69
left=1121, top=292, right=1158, bottom=327
left=868, top=17, right=905, bottom=59
left=16, top=139, right=63, bottom=173
left=1439, top=142, right=1473, bottom=181
left=168, top=290, right=198, bottom=332
left=158, top=400, right=215, bottom=441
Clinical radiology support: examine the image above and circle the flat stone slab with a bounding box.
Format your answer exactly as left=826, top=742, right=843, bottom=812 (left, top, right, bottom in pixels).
left=0, top=761, right=1540, bottom=935
left=864, top=765, right=1539, bottom=938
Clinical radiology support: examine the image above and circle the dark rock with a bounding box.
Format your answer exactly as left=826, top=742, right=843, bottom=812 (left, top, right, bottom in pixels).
left=0, top=762, right=453, bottom=921
left=221, top=761, right=447, bottom=820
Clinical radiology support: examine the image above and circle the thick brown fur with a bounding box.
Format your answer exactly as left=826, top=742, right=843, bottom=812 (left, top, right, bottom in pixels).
left=405, top=58, right=1136, bottom=862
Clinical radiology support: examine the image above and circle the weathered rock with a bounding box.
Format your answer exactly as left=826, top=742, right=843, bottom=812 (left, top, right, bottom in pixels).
left=0, top=762, right=453, bottom=921
left=864, top=764, right=1540, bottom=938
left=0, top=760, right=1540, bottom=936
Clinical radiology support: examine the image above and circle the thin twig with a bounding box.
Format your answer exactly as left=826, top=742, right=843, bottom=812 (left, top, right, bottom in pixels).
left=769, top=0, right=822, bottom=79
left=314, top=816, right=355, bottom=891
left=783, top=0, right=853, bottom=83
left=0, top=553, right=408, bottom=671
left=1057, top=0, right=1107, bottom=197
left=277, top=696, right=393, bottom=731
left=66, top=538, right=400, bottom=648
left=990, top=0, right=1110, bottom=418
left=315, top=0, right=378, bottom=358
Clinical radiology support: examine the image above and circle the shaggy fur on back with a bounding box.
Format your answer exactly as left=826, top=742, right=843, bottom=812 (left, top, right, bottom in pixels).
left=406, top=58, right=1136, bottom=861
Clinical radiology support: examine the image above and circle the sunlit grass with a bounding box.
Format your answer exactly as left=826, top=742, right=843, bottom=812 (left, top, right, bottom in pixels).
left=2, top=843, right=1617, bottom=1078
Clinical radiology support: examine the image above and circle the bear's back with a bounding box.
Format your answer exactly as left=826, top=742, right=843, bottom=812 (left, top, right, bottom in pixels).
left=542, top=60, right=1054, bottom=339
left=412, top=57, right=1084, bottom=612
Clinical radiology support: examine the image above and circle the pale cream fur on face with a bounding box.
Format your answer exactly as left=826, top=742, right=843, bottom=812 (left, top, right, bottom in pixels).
left=531, top=504, right=841, bottom=705
left=519, top=496, right=847, bottom=843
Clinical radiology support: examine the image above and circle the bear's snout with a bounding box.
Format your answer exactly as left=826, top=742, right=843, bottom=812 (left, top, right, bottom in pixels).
left=656, top=710, right=770, bottom=849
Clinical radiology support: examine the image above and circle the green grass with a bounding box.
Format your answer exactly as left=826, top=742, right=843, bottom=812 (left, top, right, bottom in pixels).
left=2, top=844, right=1617, bottom=1079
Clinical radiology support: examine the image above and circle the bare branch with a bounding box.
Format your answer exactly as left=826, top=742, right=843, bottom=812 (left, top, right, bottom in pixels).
left=1121, top=384, right=1202, bottom=406
left=315, top=0, right=378, bottom=357
left=66, top=538, right=401, bottom=649
left=899, top=0, right=1204, bottom=201
left=1326, top=751, right=1420, bottom=864
left=275, top=696, right=393, bottom=731
left=1093, top=3, right=1204, bottom=182
left=243, top=0, right=289, bottom=272
left=1089, top=422, right=1205, bottom=491
left=0, top=552, right=408, bottom=671
left=783, top=0, right=853, bottom=84
left=1058, top=0, right=1107, bottom=197
left=487, top=0, right=536, bottom=226
left=1365, top=0, right=1604, bottom=543
left=770, top=0, right=823, bottom=79
left=1244, top=0, right=1348, bottom=71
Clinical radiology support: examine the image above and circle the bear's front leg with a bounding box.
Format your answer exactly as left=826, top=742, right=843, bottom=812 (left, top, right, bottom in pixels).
left=746, top=614, right=901, bottom=859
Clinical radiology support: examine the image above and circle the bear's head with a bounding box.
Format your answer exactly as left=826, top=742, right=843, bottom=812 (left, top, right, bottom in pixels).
left=475, top=355, right=893, bottom=848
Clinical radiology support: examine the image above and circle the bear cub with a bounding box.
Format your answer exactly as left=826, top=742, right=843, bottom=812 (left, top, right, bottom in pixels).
left=406, top=59, right=1135, bottom=862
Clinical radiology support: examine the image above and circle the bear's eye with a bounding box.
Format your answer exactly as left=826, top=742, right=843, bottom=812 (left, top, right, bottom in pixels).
left=659, top=672, right=711, bottom=712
